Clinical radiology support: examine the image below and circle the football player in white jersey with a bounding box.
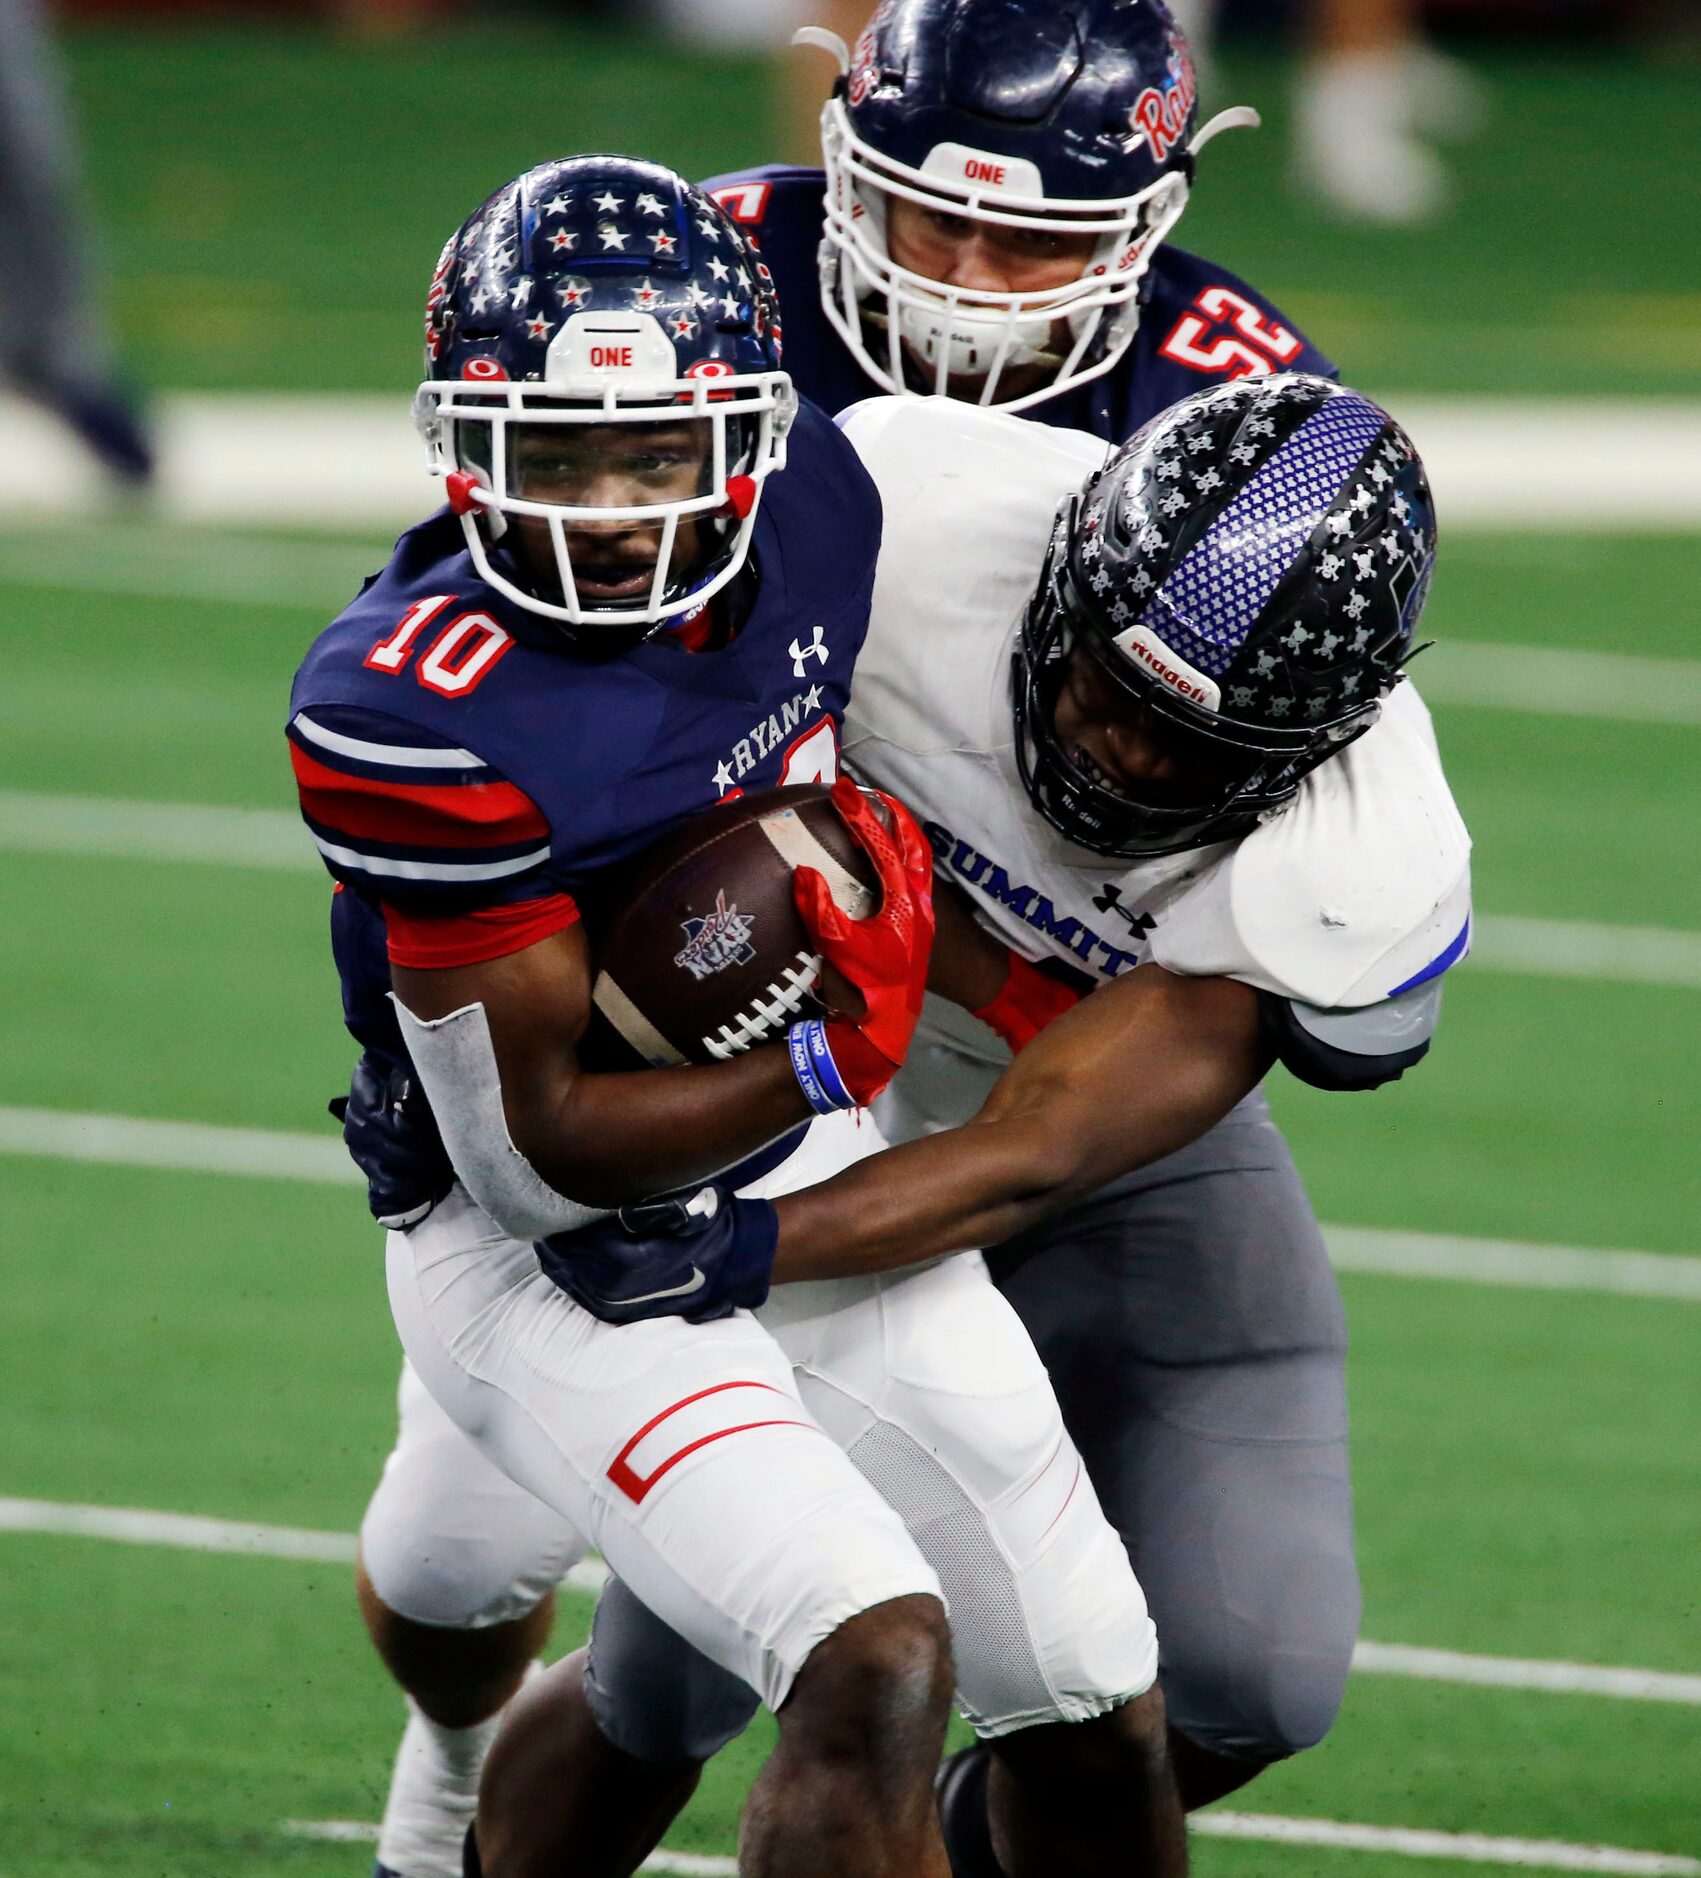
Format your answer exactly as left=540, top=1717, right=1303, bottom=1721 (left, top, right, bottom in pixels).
left=462, top=373, right=1470, bottom=1878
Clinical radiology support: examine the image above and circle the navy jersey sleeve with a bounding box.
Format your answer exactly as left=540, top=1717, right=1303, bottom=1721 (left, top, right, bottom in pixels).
left=286, top=701, right=557, bottom=917
left=1131, top=246, right=1337, bottom=419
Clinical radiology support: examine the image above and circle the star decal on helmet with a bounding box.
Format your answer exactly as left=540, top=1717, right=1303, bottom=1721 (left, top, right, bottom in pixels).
left=598, top=225, right=629, bottom=251
left=634, top=192, right=666, bottom=216
left=541, top=193, right=571, bottom=216
left=592, top=190, right=623, bottom=212
left=548, top=229, right=578, bottom=253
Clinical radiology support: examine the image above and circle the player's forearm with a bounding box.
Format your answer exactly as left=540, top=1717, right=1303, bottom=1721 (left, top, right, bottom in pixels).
left=769, top=969, right=1270, bottom=1281
left=516, top=1050, right=811, bottom=1209
left=771, top=1101, right=1086, bottom=1280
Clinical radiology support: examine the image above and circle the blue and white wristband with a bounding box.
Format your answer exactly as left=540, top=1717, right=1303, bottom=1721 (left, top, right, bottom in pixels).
left=787, top=1019, right=857, bottom=1115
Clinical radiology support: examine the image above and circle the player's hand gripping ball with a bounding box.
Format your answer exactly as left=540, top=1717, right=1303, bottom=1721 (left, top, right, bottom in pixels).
left=584, top=779, right=935, bottom=1108
left=792, top=775, right=937, bottom=1106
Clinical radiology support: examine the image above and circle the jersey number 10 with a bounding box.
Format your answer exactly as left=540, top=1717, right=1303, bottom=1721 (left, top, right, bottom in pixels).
left=365, top=596, right=513, bottom=697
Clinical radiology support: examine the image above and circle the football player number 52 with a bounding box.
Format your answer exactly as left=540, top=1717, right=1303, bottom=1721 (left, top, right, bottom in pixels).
left=1158, top=287, right=1303, bottom=380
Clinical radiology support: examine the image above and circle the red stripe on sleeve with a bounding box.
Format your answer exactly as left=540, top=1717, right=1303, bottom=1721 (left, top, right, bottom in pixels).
left=290, top=742, right=548, bottom=852
left=381, top=893, right=581, bottom=970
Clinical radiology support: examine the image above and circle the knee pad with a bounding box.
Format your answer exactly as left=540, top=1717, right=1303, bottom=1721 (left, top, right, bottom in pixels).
left=361, top=1366, right=586, bottom=1629
left=584, top=1575, right=760, bottom=1764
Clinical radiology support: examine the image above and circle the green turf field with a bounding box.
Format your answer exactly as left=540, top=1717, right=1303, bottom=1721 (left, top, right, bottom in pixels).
left=3, top=18, right=1698, bottom=1877
left=3, top=515, right=1696, bottom=1874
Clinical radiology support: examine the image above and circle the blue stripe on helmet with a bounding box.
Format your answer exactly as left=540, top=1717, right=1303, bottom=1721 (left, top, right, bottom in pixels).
left=1141, top=392, right=1389, bottom=679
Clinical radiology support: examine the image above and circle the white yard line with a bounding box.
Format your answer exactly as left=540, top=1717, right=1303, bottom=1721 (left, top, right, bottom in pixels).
left=1322, top=1228, right=1701, bottom=1302
left=279, top=1817, right=1701, bottom=1875
left=1414, top=642, right=1701, bottom=729
left=0, top=792, right=317, bottom=871
left=0, top=1498, right=609, bottom=1597
left=7, top=791, right=1701, bottom=990
left=1352, top=1643, right=1701, bottom=1706
left=8, top=391, right=1701, bottom=530
left=1188, top=1814, right=1701, bottom=1875
left=4, top=1104, right=1700, bottom=1301
left=6, top=1497, right=1699, bottom=1707
left=1469, top=917, right=1701, bottom=990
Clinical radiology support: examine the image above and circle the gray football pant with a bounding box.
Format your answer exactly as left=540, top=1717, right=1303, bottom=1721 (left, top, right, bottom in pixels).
left=584, top=1088, right=1359, bottom=1769
left=0, top=0, right=111, bottom=389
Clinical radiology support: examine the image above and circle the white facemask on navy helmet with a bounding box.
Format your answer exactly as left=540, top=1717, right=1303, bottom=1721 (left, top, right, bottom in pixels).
left=415, top=155, right=796, bottom=641
left=808, top=0, right=1257, bottom=412
left=1014, top=373, right=1438, bottom=857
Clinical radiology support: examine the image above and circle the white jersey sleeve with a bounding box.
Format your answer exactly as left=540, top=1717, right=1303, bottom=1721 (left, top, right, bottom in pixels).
left=1145, top=683, right=1472, bottom=1007
left=838, top=396, right=1112, bottom=763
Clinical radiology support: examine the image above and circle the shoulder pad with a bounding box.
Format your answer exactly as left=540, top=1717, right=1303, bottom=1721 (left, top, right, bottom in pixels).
left=1261, top=981, right=1442, bottom=1092
left=1144, top=246, right=1338, bottom=384
left=1147, top=686, right=1471, bottom=1006
left=287, top=702, right=552, bottom=914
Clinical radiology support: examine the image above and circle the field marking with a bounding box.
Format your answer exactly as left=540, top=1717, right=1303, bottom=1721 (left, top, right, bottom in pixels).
left=0, top=1498, right=608, bottom=1597
left=279, top=1817, right=1701, bottom=1875
left=8, top=790, right=1701, bottom=992
left=8, top=1497, right=1700, bottom=1708
left=1352, top=1642, right=1701, bottom=1706
left=4, top=1105, right=1700, bottom=1301
left=1415, top=642, right=1701, bottom=728
left=1469, top=917, right=1701, bottom=990
left=1187, top=1814, right=1701, bottom=1875
left=1323, top=1228, right=1701, bottom=1302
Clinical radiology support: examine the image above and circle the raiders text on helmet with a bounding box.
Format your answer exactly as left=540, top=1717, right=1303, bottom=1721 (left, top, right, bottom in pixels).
left=1014, top=373, right=1438, bottom=857
left=803, top=0, right=1257, bottom=411
left=415, top=155, right=796, bottom=639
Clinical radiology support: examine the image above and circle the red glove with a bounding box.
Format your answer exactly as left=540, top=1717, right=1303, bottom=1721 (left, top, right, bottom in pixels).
left=972, top=950, right=1083, bottom=1052
left=790, top=777, right=936, bottom=1108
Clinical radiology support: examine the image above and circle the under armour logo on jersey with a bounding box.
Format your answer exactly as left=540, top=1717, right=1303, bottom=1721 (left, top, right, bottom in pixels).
left=790, top=626, right=828, bottom=677
left=1092, top=883, right=1159, bottom=939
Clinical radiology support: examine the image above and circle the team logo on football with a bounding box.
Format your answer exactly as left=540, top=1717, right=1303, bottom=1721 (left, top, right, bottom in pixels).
left=675, top=891, right=757, bottom=981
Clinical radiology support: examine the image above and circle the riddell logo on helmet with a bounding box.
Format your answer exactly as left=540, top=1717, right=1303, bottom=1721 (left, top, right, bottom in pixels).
left=1114, top=624, right=1221, bottom=711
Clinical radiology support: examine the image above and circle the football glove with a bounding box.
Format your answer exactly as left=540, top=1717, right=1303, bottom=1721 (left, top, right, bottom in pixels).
left=788, top=777, right=936, bottom=1111
left=534, top=1185, right=779, bottom=1326
left=330, top=1052, right=455, bottom=1231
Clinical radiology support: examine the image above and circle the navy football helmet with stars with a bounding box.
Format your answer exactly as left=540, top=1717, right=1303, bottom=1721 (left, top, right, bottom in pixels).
left=1014, top=373, right=1437, bottom=858
left=414, top=155, right=795, bottom=638
left=811, top=0, right=1258, bottom=410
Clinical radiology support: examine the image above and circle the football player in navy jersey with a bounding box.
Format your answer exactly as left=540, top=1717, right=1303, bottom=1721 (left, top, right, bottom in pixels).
left=300, top=155, right=1192, bottom=1878
left=703, top=0, right=1333, bottom=438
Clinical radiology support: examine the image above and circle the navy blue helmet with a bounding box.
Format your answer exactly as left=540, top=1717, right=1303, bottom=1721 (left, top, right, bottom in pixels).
left=1015, top=374, right=1438, bottom=857
left=812, top=0, right=1255, bottom=409
left=415, top=155, right=796, bottom=639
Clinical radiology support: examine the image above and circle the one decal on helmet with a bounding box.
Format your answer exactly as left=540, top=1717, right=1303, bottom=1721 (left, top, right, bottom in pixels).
left=1013, top=373, right=1438, bottom=857
left=803, top=0, right=1257, bottom=412
left=413, top=155, right=797, bottom=639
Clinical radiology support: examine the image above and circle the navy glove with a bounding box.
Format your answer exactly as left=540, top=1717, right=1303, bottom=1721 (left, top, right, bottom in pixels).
left=535, top=1186, right=779, bottom=1326
left=329, top=1052, right=455, bottom=1231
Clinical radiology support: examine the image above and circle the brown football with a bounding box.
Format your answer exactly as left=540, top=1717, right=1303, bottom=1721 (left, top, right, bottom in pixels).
left=582, top=784, right=882, bottom=1068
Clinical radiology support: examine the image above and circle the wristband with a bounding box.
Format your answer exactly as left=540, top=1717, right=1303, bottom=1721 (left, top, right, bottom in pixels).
left=787, top=1018, right=858, bottom=1115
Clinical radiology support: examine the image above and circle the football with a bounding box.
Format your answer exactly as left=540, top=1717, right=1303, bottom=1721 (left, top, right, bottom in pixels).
left=583, top=783, right=882, bottom=1068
